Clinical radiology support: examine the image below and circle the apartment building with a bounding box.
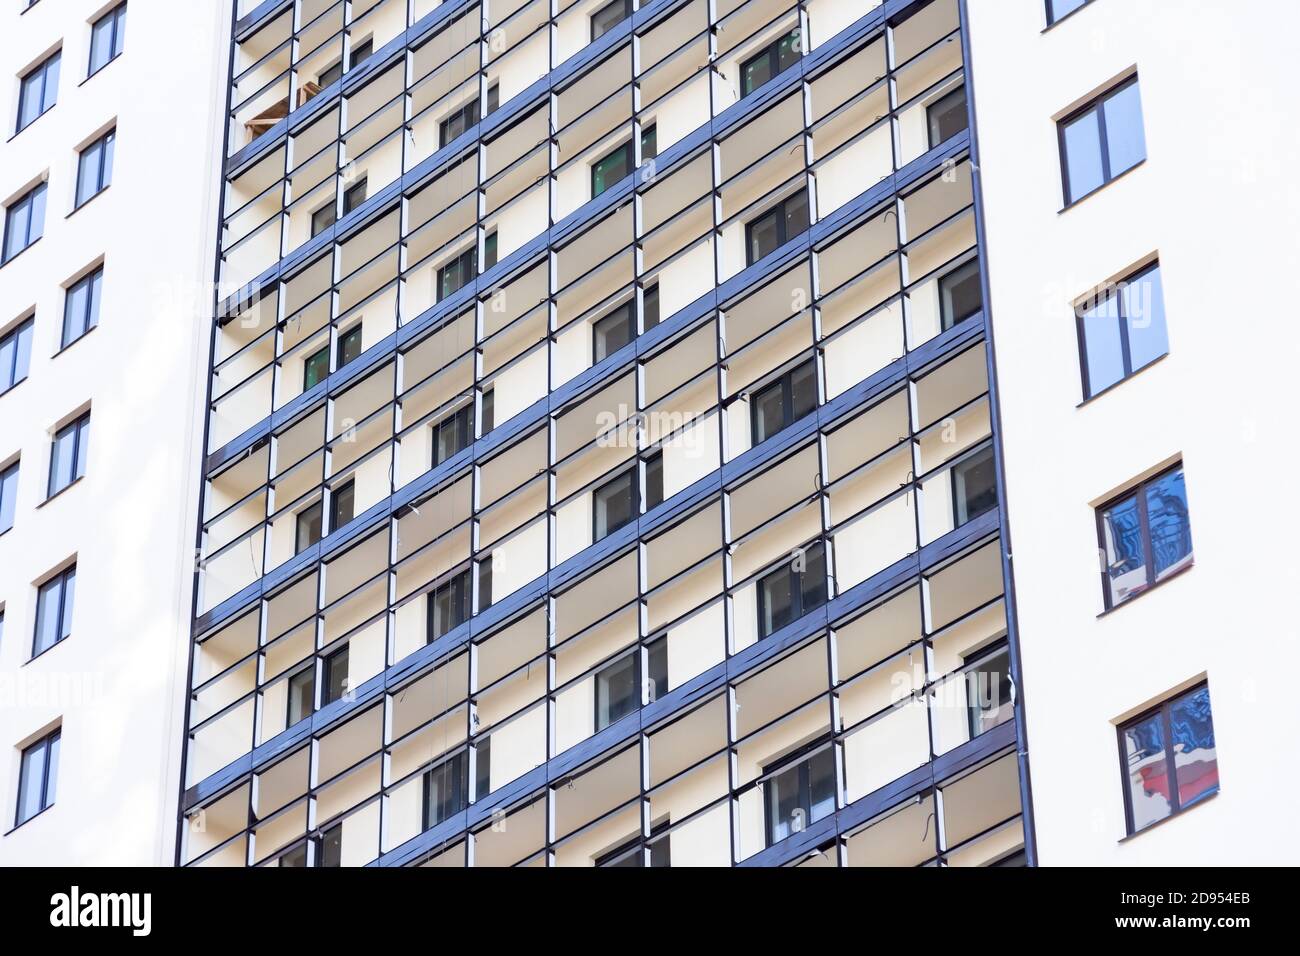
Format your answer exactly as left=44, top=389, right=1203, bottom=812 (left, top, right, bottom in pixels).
left=0, top=0, right=226, bottom=864
left=179, top=0, right=1030, bottom=867
left=966, top=0, right=1298, bottom=863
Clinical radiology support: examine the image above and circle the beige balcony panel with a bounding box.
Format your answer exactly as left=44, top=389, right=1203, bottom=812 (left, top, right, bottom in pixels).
left=834, top=586, right=920, bottom=682
left=844, top=793, right=935, bottom=866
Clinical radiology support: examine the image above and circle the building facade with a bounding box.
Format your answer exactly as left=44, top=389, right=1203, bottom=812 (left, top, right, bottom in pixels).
left=0, top=0, right=227, bottom=865
left=4, top=0, right=1270, bottom=869
left=179, top=0, right=1030, bottom=867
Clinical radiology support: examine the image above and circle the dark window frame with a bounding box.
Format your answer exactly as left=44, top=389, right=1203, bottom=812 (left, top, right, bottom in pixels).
left=739, top=29, right=801, bottom=97
left=421, top=749, right=470, bottom=830
left=744, top=188, right=809, bottom=265
left=749, top=358, right=817, bottom=446
left=592, top=301, right=636, bottom=364
left=1, top=317, right=36, bottom=395
left=286, top=665, right=315, bottom=726
left=329, top=477, right=355, bottom=534
left=949, top=442, right=997, bottom=528
left=590, top=0, right=632, bottom=42
left=1095, top=462, right=1192, bottom=611
left=439, top=97, right=480, bottom=147
left=962, top=637, right=1011, bottom=740
left=322, top=644, right=350, bottom=706
left=937, top=258, right=982, bottom=331
left=591, top=140, right=632, bottom=199
left=0, top=460, right=18, bottom=534
left=761, top=737, right=836, bottom=846
left=437, top=246, right=476, bottom=299
left=61, top=266, right=103, bottom=348
left=15, top=728, right=61, bottom=827
left=47, top=413, right=90, bottom=497
left=1075, top=261, right=1167, bottom=400
left=1057, top=75, right=1145, bottom=206
left=337, top=322, right=364, bottom=369
left=593, top=651, right=639, bottom=732
left=592, top=466, right=639, bottom=542
left=431, top=404, right=473, bottom=467
left=755, top=540, right=828, bottom=639
left=1116, top=682, right=1217, bottom=836
left=426, top=567, right=472, bottom=641
left=74, top=128, right=115, bottom=208
left=1046, top=0, right=1094, bottom=27
left=32, top=565, right=76, bottom=657
left=926, top=85, right=967, bottom=149
left=295, top=498, right=323, bottom=553
left=88, top=3, right=127, bottom=77
left=3, top=181, right=48, bottom=265
left=16, top=50, right=60, bottom=134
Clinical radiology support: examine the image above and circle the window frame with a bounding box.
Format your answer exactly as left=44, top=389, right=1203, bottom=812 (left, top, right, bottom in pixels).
left=0, top=460, right=18, bottom=534
left=950, top=442, right=997, bottom=528
left=1045, top=0, right=1094, bottom=27
left=437, top=247, right=476, bottom=299
left=1116, top=682, right=1217, bottom=836
left=426, top=567, right=472, bottom=641
left=590, top=0, right=632, bottom=42
left=1094, top=462, right=1192, bottom=611
left=61, top=266, right=103, bottom=348
left=286, top=665, right=315, bottom=726
left=749, top=358, right=817, bottom=446
left=937, top=258, right=982, bottom=331
left=1075, top=261, right=1167, bottom=400
left=15, top=728, right=61, bottom=827
left=592, top=301, right=635, bottom=364
left=74, top=128, right=116, bottom=209
left=32, top=565, right=76, bottom=657
left=16, top=50, right=60, bottom=134
left=926, top=85, right=967, bottom=149
left=88, top=2, right=127, bottom=77
left=1, top=317, right=35, bottom=395
left=3, top=182, right=48, bottom=265
left=593, top=651, right=639, bottom=732
left=739, top=29, right=801, bottom=98
left=760, top=737, right=836, bottom=846
left=590, top=139, right=633, bottom=199
left=592, top=465, right=639, bottom=542
left=47, top=413, right=90, bottom=497
left=744, top=187, right=809, bottom=265
left=1057, top=75, right=1145, bottom=206
left=329, top=477, right=355, bottom=534
left=755, top=540, right=827, bottom=639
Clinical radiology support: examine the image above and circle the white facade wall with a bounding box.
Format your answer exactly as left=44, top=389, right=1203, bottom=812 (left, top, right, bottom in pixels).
left=0, top=0, right=225, bottom=864
left=967, top=0, right=1300, bottom=863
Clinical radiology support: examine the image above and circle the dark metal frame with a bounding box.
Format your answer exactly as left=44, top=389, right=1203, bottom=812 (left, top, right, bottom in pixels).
left=0, top=317, right=35, bottom=395
left=1093, top=461, right=1191, bottom=611
left=1115, top=681, right=1215, bottom=836
left=61, top=266, right=103, bottom=348
left=15, top=728, right=61, bottom=827
left=1074, top=260, right=1165, bottom=399
left=47, top=413, right=90, bottom=497
left=88, top=2, right=128, bottom=77
left=74, top=128, right=116, bottom=209
left=32, top=565, right=76, bottom=658
left=15, top=49, right=59, bottom=135
left=1057, top=73, right=1143, bottom=206
left=2, top=182, right=47, bottom=264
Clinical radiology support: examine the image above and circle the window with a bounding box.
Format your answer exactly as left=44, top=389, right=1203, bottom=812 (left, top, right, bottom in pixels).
left=1119, top=683, right=1217, bottom=835
left=474, top=737, right=491, bottom=798
left=595, top=823, right=671, bottom=867
left=310, top=202, right=336, bottom=238
left=1, top=317, right=34, bottom=395
left=437, top=247, right=476, bottom=299
left=48, top=413, right=90, bottom=497
left=763, top=742, right=835, bottom=845
left=938, top=259, right=982, bottom=330
left=15, top=729, right=60, bottom=826
left=338, top=322, right=363, bottom=369
left=330, top=478, right=355, bottom=533
left=439, top=98, right=479, bottom=147
left=1077, top=262, right=1168, bottom=398
left=1046, top=0, right=1092, bottom=25
left=645, top=452, right=663, bottom=511
left=646, top=635, right=668, bottom=702
left=1059, top=76, right=1146, bottom=205
left=476, top=555, right=493, bottom=611
left=0, top=461, right=17, bottom=533
left=317, top=821, right=343, bottom=867
left=483, top=230, right=498, bottom=270
left=745, top=188, right=809, bottom=265
left=75, top=129, right=115, bottom=208
left=349, top=37, right=373, bottom=70
left=1097, top=463, right=1192, bottom=609
left=593, top=468, right=637, bottom=541
left=486, top=82, right=499, bottom=115
left=590, top=0, right=631, bottom=41
left=89, top=4, right=127, bottom=76
left=318, top=60, right=344, bottom=89
left=594, top=654, right=639, bottom=731
left=964, top=641, right=1012, bottom=739
left=591, top=141, right=632, bottom=198
left=756, top=541, right=827, bottom=638
left=592, top=302, right=635, bottom=363
left=342, top=177, right=368, bottom=215
left=295, top=500, right=322, bottom=553
left=740, top=29, right=800, bottom=97
left=750, top=359, right=816, bottom=445
left=287, top=667, right=314, bottom=726
left=927, top=86, right=967, bottom=149
left=640, top=123, right=657, bottom=161
left=951, top=445, right=997, bottom=526
left=62, top=266, right=103, bottom=347
left=423, top=751, right=469, bottom=829
left=33, top=566, right=75, bottom=657
left=428, top=569, right=472, bottom=641
left=480, top=388, right=495, bottom=434
left=278, top=843, right=308, bottom=867
left=3, top=182, right=47, bottom=264
left=322, top=645, right=349, bottom=705
left=643, top=284, right=660, bottom=331
left=16, top=51, right=60, bottom=133
left=433, top=405, right=473, bottom=466
left=303, top=343, right=329, bottom=390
